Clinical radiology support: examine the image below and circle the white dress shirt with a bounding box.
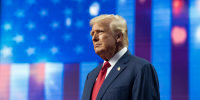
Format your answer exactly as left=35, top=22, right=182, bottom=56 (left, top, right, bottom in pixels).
left=104, top=47, right=128, bottom=78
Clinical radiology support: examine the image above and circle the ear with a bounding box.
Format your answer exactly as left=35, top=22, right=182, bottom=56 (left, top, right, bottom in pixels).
left=116, top=32, right=123, bottom=43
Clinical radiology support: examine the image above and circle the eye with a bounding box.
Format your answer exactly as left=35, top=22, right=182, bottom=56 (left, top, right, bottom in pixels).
left=100, top=30, right=104, bottom=33
left=90, top=31, right=94, bottom=36
left=97, top=30, right=104, bottom=34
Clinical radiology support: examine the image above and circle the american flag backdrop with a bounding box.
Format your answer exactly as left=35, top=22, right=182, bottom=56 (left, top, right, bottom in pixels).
left=0, top=0, right=200, bottom=100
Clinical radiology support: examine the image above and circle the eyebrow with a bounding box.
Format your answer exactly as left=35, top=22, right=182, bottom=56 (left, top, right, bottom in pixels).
left=90, top=28, right=105, bottom=36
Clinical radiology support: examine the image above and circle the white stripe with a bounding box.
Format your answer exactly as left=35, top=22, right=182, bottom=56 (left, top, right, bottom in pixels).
left=10, top=64, right=30, bottom=100
left=45, top=63, right=64, bottom=100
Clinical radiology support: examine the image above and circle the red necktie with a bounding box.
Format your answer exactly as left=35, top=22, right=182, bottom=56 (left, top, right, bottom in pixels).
left=91, top=61, right=111, bottom=100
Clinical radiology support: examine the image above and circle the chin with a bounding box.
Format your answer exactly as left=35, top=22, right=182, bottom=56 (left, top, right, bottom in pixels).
left=94, top=48, right=103, bottom=55
left=94, top=50, right=101, bottom=55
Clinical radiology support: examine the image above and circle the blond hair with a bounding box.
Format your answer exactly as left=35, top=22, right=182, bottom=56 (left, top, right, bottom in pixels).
left=90, top=14, right=128, bottom=47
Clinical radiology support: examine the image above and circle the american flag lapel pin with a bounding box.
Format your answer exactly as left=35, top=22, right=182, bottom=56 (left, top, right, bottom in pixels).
left=117, top=67, right=120, bottom=71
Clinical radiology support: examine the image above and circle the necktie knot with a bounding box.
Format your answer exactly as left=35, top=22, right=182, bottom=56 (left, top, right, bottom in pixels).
left=102, top=61, right=111, bottom=70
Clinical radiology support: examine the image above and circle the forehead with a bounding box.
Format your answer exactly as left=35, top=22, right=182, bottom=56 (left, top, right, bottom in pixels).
left=91, top=23, right=109, bottom=31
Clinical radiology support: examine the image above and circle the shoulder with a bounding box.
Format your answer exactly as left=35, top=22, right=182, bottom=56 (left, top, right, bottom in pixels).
left=122, top=50, right=150, bottom=66
left=130, top=55, right=150, bottom=65
left=126, top=52, right=151, bottom=68
left=126, top=54, right=154, bottom=74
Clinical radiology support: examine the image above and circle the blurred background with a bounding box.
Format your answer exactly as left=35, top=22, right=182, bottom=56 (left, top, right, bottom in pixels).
left=0, top=0, right=200, bottom=100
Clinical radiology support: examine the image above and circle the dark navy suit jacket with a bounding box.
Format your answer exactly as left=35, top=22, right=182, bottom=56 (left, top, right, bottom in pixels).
left=82, top=51, right=160, bottom=100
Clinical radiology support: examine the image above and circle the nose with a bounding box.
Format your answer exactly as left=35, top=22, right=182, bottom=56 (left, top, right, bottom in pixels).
left=92, top=33, right=99, bottom=42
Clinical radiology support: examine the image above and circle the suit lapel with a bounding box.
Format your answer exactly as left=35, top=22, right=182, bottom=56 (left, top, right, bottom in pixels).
left=85, top=64, right=102, bottom=100
left=96, top=51, right=131, bottom=100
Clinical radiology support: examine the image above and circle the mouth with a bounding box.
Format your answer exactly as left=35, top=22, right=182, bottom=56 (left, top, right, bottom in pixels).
left=94, top=44, right=101, bottom=48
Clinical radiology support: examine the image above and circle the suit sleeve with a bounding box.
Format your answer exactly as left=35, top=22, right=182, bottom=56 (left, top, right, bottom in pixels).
left=132, top=64, right=160, bottom=100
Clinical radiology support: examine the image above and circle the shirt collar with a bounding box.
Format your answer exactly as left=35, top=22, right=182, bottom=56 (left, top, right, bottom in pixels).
left=104, top=47, right=128, bottom=67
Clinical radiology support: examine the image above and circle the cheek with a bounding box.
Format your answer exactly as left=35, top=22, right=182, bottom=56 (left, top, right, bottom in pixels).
left=101, top=35, right=113, bottom=42
left=103, top=37, right=116, bottom=47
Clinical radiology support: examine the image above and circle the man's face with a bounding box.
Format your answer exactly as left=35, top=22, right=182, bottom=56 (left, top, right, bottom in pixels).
left=90, top=23, right=117, bottom=60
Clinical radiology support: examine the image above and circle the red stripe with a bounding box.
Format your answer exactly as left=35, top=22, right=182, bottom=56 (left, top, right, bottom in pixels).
left=63, top=64, right=79, bottom=100
left=135, top=0, right=152, bottom=62
left=171, top=0, right=189, bottom=100
left=29, top=63, right=45, bottom=100
left=0, top=64, right=10, bottom=100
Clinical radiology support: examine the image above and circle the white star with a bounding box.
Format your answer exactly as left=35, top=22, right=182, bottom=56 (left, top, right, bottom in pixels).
left=15, top=10, right=25, bottom=18
left=1, top=46, right=12, bottom=58
left=50, top=47, right=58, bottom=55
left=65, top=18, right=71, bottom=27
left=39, top=34, right=47, bottom=41
left=40, top=9, right=48, bottom=16
left=64, top=34, right=71, bottom=41
left=13, top=34, right=24, bottom=43
left=26, top=47, right=35, bottom=56
left=27, top=22, right=35, bottom=30
left=4, top=23, right=12, bottom=31
left=75, top=45, right=83, bottom=54
left=51, top=22, right=59, bottom=28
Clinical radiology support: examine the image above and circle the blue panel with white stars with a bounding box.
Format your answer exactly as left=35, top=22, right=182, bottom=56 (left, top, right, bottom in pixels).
left=0, top=0, right=116, bottom=63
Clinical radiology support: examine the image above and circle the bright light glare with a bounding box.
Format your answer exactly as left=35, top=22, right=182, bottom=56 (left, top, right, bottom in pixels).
left=171, top=26, right=187, bottom=45
left=89, top=2, right=100, bottom=16
left=195, top=26, right=200, bottom=44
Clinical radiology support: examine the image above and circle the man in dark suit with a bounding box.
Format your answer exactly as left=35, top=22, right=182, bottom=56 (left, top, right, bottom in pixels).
left=82, top=14, right=160, bottom=100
